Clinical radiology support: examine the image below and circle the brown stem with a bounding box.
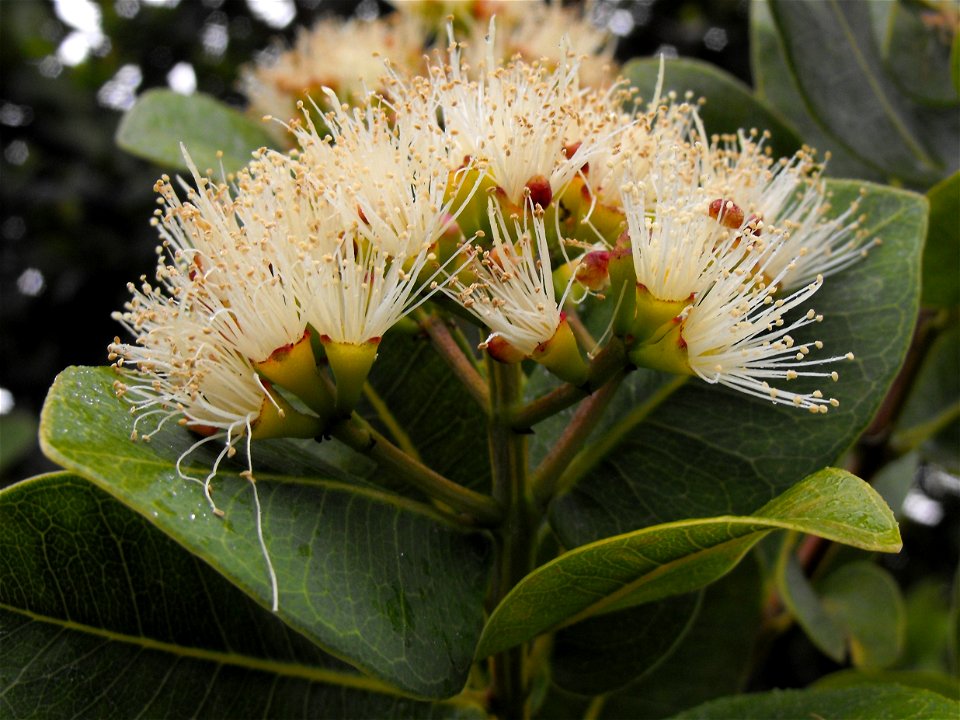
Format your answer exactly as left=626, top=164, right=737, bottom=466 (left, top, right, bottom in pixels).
left=511, top=338, right=629, bottom=430
left=330, top=415, right=502, bottom=527
left=418, top=311, right=490, bottom=412
left=531, top=368, right=627, bottom=507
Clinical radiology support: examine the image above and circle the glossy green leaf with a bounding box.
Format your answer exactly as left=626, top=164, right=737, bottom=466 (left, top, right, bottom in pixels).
left=768, top=0, right=956, bottom=186
left=921, top=172, right=960, bottom=308
left=38, top=367, right=492, bottom=699
left=882, top=1, right=960, bottom=106
left=749, top=0, right=886, bottom=181
left=550, top=592, right=702, bottom=695
left=362, top=328, right=491, bottom=493
left=814, top=669, right=960, bottom=701
left=622, top=57, right=802, bottom=159
left=778, top=552, right=846, bottom=662
left=598, top=556, right=763, bottom=718
left=0, top=473, right=485, bottom=718
left=893, top=323, right=960, bottom=455
left=476, top=469, right=899, bottom=657
left=818, top=561, right=906, bottom=669
left=116, top=89, right=277, bottom=174
left=673, top=684, right=960, bottom=719
left=549, top=181, right=926, bottom=545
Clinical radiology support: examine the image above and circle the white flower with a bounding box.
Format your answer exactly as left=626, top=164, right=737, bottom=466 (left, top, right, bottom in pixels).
left=110, top=151, right=316, bottom=438
left=300, top=231, right=447, bottom=346
left=422, top=26, right=622, bottom=208
left=449, top=201, right=565, bottom=356
left=620, top=142, right=745, bottom=304
left=679, top=245, right=853, bottom=413
left=290, top=91, right=476, bottom=259
left=109, top=278, right=270, bottom=444
left=241, top=12, right=427, bottom=126
left=698, top=130, right=875, bottom=289
left=457, top=0, right=618, bottom=88
left=582, top=93, right=702, bottom=212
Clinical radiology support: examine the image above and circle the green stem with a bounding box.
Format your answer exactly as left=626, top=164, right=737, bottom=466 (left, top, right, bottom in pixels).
left=487, top=361, right=534, bottom=720
left=553, top=374, right=688, bottom=497
left=361, top=382, right=422, bottom=461
left=583, top=695, right=608, bottom=720
left=530, top=368, right=627, bottom=508
left=565, top=310, right=598, bottom=354
left=511, top=338, right=628, bottom=430
left=330, top=415, right=502, bottom=527
left=418, top=311, right=490, bottom=412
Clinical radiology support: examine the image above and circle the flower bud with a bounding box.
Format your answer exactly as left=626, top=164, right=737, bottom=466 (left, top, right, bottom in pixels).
left=708, top=198, right=745, bottom=229
left=574, top=250, right=611, bottom=292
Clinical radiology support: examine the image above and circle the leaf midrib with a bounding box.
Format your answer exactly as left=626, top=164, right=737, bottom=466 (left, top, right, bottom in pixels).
left=38, top=427, right=457, bottom=526
left=0, top=602, right=413, bottom=698
left=825, top=0, right=939, bottom=170
left=481, top=503, right=900, bottom=655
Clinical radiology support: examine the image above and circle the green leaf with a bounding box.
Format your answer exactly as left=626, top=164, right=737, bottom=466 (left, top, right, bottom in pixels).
left=778, top=552, right=847, bottom=662
left=476, top=469, right=899, bottom=657
left=0, top=410, right=37, bottom=477
left=871, top=450, right=920, bottom=518
left=598, top=556, right=763, bottom=718
left=952, top=31, right=960, bottom=95
left=116, top=89, right=277, bottom=174
left=882, top=1, right=960, bottom=107
left=621, top=57, right=802, bottom=159
left=673, top=685, right=960, bottom=719
left=0, top=473, right=486, bottom=718
left=893, top=322, right=960, bottom=457
left=768, top=0, right=956, bottom=186
left=921, top=172, right=960, bottom=308
left=749, top=0, right=886, bottom=181
left=362, top=328, right=491, bottom=493
left=818, top=561, right=906, bottom=669
left=549, top=181, right=926, bottom=545
left=38, top=367, right=492, bottom=699
left=951, top=569, right=960, bottom=675
left=814, top=669, right=960, bottom=701
left=549, top=592, right=702, bottom=695
left=899, top=579, right=956, bottom=675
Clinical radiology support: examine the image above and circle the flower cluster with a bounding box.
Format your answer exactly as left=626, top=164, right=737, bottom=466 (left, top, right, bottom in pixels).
left=113, top=15, right=878, bottom=456
left=242, top=0, right=618, bottom=137
left=110, top=14, right=879, bottom=604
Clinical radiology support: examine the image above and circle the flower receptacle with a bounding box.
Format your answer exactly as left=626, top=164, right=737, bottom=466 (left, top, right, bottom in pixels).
left=484, top=335, right=528, bottom=365
left=321, top=337, right=381, bottom=415
left=252, top=384, right=327, bottom=440
left=627, top=285, right=692, bottom=347
left=628, top=321, right=692, bottom=377
left=532, top=315, right=589, bottom=385
left=254, top=330, right=334, bottom=418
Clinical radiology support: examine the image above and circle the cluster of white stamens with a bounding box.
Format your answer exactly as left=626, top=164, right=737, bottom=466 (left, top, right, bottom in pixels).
left=449, top=202, right=566, bottom=356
